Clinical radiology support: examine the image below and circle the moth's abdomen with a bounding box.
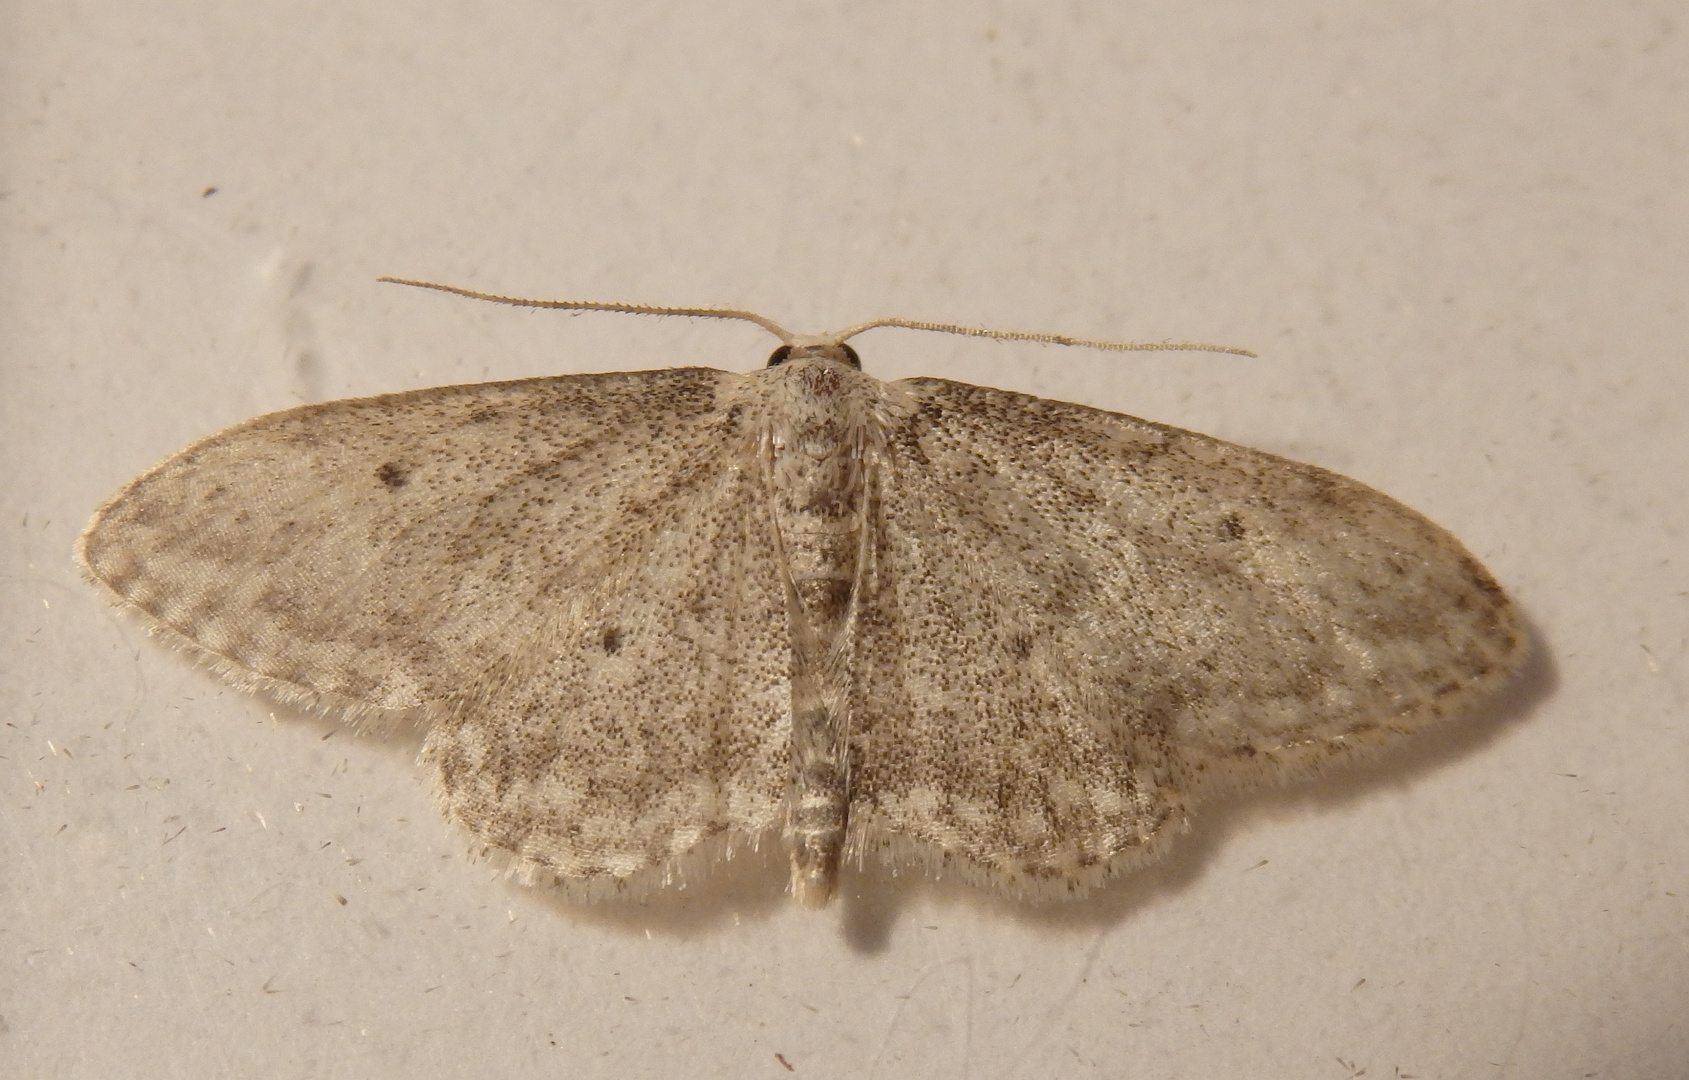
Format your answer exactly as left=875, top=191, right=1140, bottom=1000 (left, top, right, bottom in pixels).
left=785, top=745, right=849, bottom=908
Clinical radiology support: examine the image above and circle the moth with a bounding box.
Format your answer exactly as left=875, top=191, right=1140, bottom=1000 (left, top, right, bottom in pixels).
left=78, top=280, right=1524, bottom=907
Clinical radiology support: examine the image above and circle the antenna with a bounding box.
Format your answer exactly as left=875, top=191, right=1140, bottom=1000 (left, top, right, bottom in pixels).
left=378, top=277, right=1256, bottom=358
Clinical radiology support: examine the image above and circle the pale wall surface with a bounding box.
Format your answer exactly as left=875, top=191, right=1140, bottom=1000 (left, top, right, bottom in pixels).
left=3, top=3, right=1684, bottom=1078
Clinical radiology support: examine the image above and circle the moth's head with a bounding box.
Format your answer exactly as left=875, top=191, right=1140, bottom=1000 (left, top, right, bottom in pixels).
left=766, top=339, right=862, bottom=370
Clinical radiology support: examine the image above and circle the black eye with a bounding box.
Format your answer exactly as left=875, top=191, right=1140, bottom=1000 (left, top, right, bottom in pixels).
left=765, top=343, right=863, bottom=368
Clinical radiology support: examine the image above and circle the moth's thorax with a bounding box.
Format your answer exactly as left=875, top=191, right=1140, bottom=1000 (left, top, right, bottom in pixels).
left=757, top=358, right=884, bottom=637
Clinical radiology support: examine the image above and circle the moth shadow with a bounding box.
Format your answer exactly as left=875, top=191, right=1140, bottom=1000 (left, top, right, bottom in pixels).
left=833, top=611, right=1556, bottom=951
left=1201, top=607, right=1556, bottom=841
left=515, top=841, right=794, bottom=935
left=263, top=697, right=432, bottom=755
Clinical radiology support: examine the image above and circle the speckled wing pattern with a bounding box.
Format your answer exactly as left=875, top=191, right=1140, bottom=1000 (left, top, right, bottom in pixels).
left=80, top=357, right=1523, bottom=904
left=850, top=378, right=1522, bottom=898
left=79, top=368, right=794, bottom=893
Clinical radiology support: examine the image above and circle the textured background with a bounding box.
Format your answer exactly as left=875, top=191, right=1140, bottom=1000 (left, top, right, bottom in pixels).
left=3, top=2, right=1684, bottom=1077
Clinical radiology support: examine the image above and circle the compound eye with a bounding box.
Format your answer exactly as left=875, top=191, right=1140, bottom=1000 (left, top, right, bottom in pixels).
left=766, top=344, right=794, bottom=367
left=839, top=343, right=862, bottom=369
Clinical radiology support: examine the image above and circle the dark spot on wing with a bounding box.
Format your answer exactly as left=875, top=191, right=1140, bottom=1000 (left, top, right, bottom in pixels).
left=376, top=462, right=408, bottom=489
left=601, top=627, right=624, bottom=655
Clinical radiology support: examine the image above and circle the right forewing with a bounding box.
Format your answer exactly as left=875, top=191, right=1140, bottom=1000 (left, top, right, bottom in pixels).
left=845, top=377, right=1523, bottom=896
